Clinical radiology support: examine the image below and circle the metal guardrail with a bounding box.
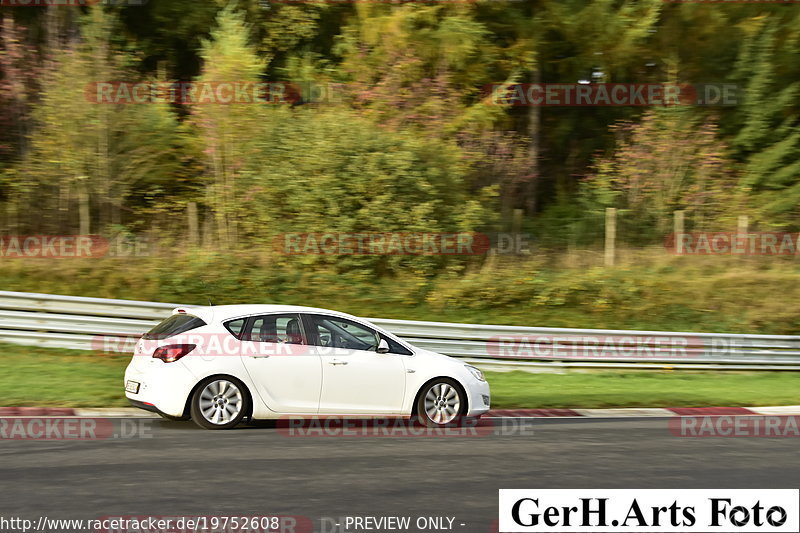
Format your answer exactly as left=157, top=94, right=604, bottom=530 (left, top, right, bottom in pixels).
left=1, top=290, right=799, bottom=371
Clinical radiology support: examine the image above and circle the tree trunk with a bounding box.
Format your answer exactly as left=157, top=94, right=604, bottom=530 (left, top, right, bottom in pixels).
left=525, top=66, right=541, bottom=216
left=79, top=183, right=90, bottom=235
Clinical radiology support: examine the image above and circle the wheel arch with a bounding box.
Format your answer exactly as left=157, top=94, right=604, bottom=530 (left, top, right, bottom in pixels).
left=410, top=375, right=469, bottom=417
left=184, top=373, right=255, bottom=421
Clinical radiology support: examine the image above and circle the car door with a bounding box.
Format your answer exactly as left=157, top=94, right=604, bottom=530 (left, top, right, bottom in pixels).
left=304, top=314, right=407, bottom=415
left=236, top=313, right=322, bottom=414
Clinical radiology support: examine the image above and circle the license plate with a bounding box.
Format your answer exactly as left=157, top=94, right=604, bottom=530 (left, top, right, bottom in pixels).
left=125, top=380, right=140, bottom=394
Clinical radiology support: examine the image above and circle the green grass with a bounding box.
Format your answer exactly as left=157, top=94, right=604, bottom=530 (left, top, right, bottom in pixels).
left=0, top=344, right=130, bottom=407
left=1, top=343, right=799, bottom=409
left=485, top=370, right=800, bottom=409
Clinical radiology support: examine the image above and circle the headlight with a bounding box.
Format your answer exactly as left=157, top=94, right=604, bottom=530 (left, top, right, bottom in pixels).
left=466, top=365, right=485, bottom=382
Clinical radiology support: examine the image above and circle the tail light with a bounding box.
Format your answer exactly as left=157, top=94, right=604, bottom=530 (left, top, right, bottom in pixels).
left=153, top=344, right=196, bottom=363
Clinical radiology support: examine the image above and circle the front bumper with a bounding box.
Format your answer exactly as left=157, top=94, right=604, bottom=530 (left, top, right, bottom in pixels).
left=465, top=378, right=491, bottom=417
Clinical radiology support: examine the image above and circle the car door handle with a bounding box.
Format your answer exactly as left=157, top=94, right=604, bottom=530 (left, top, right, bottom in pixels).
left=328, top=359, right=348, bottom=366
left=249, top=355, right=270, bottom=359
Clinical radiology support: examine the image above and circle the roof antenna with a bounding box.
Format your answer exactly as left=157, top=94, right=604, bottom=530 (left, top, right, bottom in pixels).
left=199, top=278, right=215, bottom=307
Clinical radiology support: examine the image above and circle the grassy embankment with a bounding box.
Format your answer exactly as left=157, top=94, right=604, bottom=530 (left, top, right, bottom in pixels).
left=2, top=344, right=798, bottom=409
left=1, top=251, right=798, bottom=408
left=0, top=249, right=798, bottom=333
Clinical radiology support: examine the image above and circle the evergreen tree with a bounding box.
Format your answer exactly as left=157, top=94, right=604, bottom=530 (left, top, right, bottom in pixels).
left=730, top=20, right=800, bottom=228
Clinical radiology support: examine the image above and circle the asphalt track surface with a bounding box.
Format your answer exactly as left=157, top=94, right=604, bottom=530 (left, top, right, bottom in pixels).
left=1, top=417, right=798, bottom=533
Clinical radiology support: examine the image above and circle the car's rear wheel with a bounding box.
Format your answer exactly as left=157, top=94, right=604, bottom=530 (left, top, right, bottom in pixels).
left=190, top=377, right=249, bottom=430
left=415, top=378, right=465, bottom=428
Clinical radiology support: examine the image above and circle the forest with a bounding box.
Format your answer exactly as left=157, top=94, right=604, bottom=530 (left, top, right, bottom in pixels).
left=0, top=0, right=799, bottom=333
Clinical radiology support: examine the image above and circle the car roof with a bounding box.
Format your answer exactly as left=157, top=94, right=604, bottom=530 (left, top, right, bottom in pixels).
left=172, top=304, right=361, bottom=324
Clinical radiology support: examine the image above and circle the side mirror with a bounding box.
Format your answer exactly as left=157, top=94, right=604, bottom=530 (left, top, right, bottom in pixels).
left=377, top=338, right=390, bottom=354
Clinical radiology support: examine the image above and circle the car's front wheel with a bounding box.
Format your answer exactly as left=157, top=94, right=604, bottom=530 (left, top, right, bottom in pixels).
left=190, top=377, right=249, bottom=430
left=415, top=378, right=466, bottom=428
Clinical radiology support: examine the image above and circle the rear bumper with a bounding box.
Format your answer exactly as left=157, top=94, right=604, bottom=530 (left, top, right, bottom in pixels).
left=124, top=357, right=196, bottom=417
left=128, top=398, right=163, bottom=415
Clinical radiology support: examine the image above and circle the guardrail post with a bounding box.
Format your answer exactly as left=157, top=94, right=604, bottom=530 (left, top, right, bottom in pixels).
left=605, top=208, right=616, bottom=267
left=737, top=215, right=749, bottom=259
left=188, top=202, right=199, bottom=247
left=674, top=210, right=685, bottom=254
left=737, top=215, right=749, bottom=238
left=674, top=210, right=685, bottom=236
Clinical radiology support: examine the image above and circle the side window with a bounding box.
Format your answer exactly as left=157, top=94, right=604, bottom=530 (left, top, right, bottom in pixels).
left=315, top=322, right=334, bottom=347
left=224, top=318, right=246, bottom=339
left=241, top=314, right=305, bottom=345
left=308, top=315, right=378, bottom=351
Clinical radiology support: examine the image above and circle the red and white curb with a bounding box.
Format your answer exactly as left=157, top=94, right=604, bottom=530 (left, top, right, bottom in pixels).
left=0, top=407, right=152, bottom=417
left=0, top=406, right=799, bottom=418
left=484, top=406, right=800, bottom=418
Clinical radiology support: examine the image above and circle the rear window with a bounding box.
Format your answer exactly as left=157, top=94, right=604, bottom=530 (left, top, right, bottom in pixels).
left=224, top=318, right=246, bottom=339
left=143, top=314, right=206, bottom=340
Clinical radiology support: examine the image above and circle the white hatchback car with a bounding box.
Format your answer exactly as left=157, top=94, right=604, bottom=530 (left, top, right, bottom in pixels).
left=124, top=305, right=491, bottom=429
